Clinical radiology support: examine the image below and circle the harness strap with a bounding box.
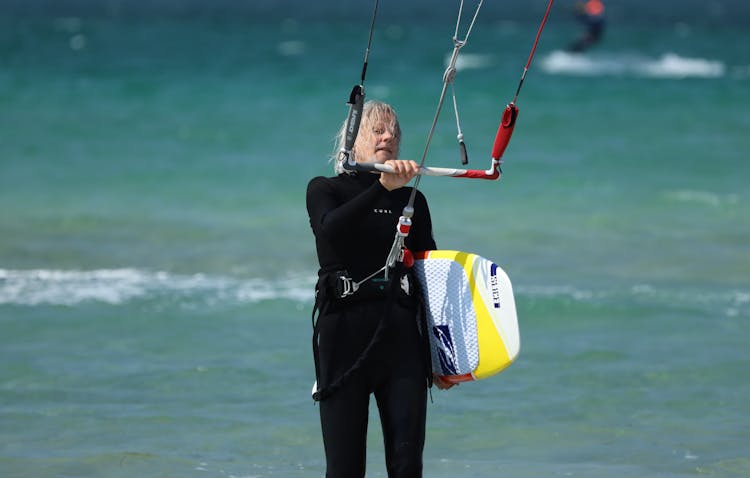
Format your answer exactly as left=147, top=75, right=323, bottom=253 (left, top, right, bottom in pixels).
left=311, top=284, right=329, bottom=393
left=312, top=262, right=431, bottom=402
left=311, top=269, right=381, bottom=389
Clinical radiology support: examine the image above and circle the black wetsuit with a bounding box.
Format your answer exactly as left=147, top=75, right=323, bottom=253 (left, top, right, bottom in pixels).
left=569, top=11, right=605, bottom=52
left=306, top=171, right=436, bottom=478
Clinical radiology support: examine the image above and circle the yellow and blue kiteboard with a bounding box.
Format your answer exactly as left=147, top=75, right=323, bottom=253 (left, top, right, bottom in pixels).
left=412, top=250, right=520, bottom=384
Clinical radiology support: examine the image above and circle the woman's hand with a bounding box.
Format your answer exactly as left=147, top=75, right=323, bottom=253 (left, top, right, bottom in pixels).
left=433, top=374, right=458, bottom=390
left=379, top=159, right=420, bottom=191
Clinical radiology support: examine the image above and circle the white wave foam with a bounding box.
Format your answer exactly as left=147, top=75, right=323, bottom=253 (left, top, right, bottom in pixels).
left=632, top=284, right=749, bottom=318
left=540, top=50, right=725, bottom=79
left=445, top=52, right=493, bottom=72
left=0, top=268, right=315, bottom=306
left=3, top=268, right=746, bottom=318
left=516, top=284, right=595, bottom=301
left=638, top=53, right=725, bottom=79
left=664, top=189, right=739, bottom=207
left=519, top=282, right=748, bottom=318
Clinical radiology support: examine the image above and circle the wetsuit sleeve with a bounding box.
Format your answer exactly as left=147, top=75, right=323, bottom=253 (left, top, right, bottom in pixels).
left=411, top=191, right=437, bottom=252
left=306, top=176, right=387, bottom=240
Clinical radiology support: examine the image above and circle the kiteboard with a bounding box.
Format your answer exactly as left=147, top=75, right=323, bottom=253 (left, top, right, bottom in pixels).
left=412, top=250, right=520, bottom=384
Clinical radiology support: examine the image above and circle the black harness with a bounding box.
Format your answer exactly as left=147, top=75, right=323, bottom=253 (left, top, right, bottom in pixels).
left=311, top=263, right=433, bottom=402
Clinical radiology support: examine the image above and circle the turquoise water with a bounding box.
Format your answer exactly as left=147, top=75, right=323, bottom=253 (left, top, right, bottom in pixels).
left=1, top=4, right=749, bottom=478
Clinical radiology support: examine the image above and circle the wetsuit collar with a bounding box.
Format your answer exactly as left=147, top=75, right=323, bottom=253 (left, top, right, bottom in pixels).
left=346, top=170, right=380, bottom=186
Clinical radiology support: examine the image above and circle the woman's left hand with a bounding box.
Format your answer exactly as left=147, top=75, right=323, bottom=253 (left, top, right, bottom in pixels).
left=379, top=159, right=420, bottom=191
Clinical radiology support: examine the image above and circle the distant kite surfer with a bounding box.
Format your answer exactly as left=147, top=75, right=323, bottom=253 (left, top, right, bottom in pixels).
left=568, top=0, right=605, bottom=52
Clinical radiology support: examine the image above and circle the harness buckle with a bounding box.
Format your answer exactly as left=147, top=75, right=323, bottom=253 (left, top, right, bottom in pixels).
left=335, top=272, right=359, bottom=298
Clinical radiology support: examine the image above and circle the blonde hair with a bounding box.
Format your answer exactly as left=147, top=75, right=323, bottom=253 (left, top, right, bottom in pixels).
left=330, top=100, right=402, bottom=174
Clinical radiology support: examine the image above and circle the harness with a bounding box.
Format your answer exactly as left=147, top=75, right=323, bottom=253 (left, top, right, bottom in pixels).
left=310, top=260, right=433, bottom=402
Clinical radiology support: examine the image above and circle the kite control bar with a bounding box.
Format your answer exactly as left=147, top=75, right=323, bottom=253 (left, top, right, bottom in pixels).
left=344, top=158, right=500, bottom=180
left=342, top=0, right=554, bottom=182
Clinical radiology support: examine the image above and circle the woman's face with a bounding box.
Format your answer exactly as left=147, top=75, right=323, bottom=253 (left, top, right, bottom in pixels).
left=355, top=115, right=400, bottom=164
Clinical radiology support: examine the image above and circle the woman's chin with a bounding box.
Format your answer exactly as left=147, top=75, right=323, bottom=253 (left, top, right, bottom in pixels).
left=374, top=152, right=394, bottom=163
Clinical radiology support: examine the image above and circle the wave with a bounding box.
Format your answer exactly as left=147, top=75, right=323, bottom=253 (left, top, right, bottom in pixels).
left=0, top=268, right=315, bottom=306
left=519, top=283, right=749, bottom=320
left=1, top=268, right=747, bottom=318
left=445, top=52, right=494, bottom=72
left=664, top=189, right=740, bottom=207
left=539, top=50, right=726, bottom=79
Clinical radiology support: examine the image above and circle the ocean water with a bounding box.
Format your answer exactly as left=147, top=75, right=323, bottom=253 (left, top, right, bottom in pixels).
left=1, top=3, right=749, bottom=477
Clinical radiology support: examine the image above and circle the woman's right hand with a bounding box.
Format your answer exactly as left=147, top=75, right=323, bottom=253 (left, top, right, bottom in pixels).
left=379, top=159, right=420, bottom=191
left=433, top=374, right=458, bottom=390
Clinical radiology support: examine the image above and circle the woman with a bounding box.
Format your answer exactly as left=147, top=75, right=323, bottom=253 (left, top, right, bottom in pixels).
left=306, top=101, right=453, bottom=478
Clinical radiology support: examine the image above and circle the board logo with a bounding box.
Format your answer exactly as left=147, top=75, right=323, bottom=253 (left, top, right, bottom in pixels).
left=432, top=324, right=458, bottom=375
left=490, top=263, right=501, bottom=309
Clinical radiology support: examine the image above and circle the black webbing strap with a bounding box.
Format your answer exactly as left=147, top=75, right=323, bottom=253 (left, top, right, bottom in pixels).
left=311, top=285, right=327, bottom=398
left=311, top=264, right=404, bottom=402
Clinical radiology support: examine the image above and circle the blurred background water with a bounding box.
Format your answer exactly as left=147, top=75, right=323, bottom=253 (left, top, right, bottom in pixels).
left=1, top=1, right=749, bottom=477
